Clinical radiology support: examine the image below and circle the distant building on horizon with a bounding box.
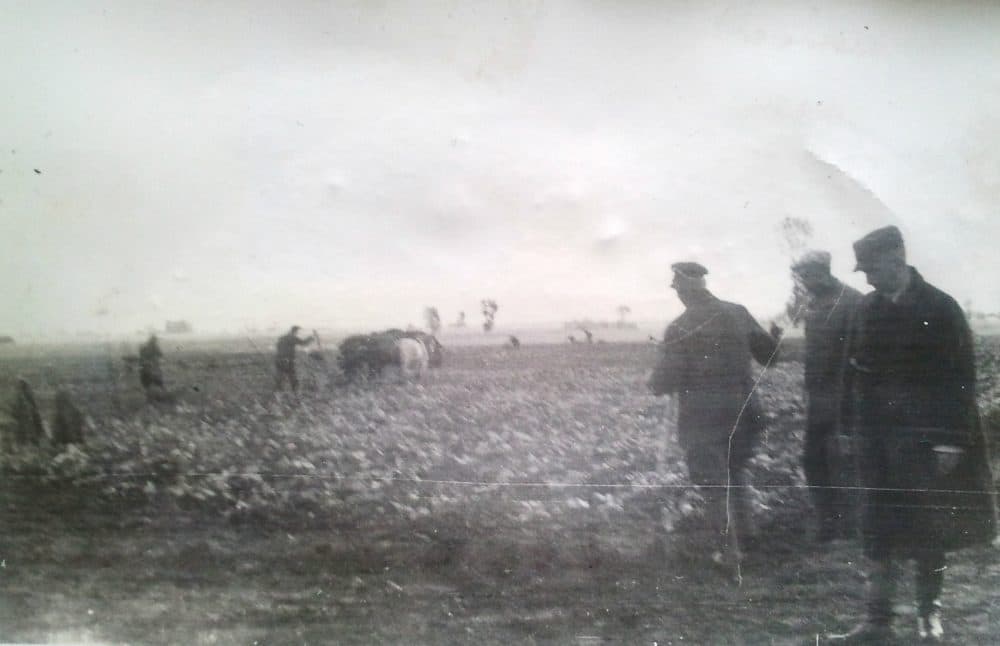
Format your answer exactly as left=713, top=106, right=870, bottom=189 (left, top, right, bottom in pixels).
left=562, top=319, right=638, bottom=331
left=165, top=320, right=193, bottom=334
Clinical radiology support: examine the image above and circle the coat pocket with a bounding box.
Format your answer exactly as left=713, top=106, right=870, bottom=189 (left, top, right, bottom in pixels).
left=884, top=432, right=936, bottom=492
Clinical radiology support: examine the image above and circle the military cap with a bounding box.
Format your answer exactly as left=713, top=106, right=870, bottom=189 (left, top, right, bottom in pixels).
left=670, top=262, right=708, bottom=279
left=853, top=225, right=904, bottom=271
left=791, top=250, right=831, bottom=273
left=670, top=262, right=708, bottom=288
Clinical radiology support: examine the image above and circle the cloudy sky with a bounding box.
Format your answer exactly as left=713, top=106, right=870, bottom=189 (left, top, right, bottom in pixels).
left=2, top=1, right=998, bottom=339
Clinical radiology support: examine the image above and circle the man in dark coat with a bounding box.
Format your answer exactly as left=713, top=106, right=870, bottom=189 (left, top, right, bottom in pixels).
left=791, top=251, right=864, bottom=542
left=138, top=334, right=165, bottom=400
left=830, top=226, right=996, bottom=643
left=649, top=262, right=782, bottom=570
left=275, top=326, right=314, bottom=393
left=8, top=378, right=45, bottom=446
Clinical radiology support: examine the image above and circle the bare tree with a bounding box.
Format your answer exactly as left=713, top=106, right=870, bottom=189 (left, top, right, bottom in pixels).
left=481, top=299, right=499, bottom=333
left=778, top=216, right=814, bottom=327
left=777, top=216, right=813, bottom=257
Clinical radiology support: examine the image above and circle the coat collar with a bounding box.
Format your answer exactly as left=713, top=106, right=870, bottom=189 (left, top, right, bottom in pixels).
left=874, top=266, right=925, bottom=306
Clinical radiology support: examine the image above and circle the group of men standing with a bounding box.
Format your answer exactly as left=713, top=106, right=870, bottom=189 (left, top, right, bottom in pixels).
left=650, top=225, right=996, bottom=643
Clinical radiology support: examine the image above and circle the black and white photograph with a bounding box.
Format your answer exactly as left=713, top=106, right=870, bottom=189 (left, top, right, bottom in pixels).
left=2, top=2, right=999, bottom=644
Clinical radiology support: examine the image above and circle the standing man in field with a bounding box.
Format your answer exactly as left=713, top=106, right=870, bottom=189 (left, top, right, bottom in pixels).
left=829, top=226, right=996, bottom=643
left=275, top=326, right=314, bottom=393
left=791, top=250, right=863, bottom=542
left=649, top=262, right=783, bottom=571
left=138, top=334, right=165, bottom=401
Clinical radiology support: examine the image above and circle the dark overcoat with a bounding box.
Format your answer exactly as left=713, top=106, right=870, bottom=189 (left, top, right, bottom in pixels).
left=851, top=268, right=997, bottom=555
left=802, top=280, right=863, bottom=430
left=649, top=292, right=779, bottom=466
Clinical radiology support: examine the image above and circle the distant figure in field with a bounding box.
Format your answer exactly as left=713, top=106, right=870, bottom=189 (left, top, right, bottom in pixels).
left=508, top=335, right=521, bottom=349
left=580, top=328, right=594, bottom=344
left=567, top=336, right=576, bottom=344
left=791, top=250, right=863, bottom=542
left=649, top=262, right=782, bottom=573
left=275, top=326, right=314, bottom=393
left=8, top=378, right=45, bottom=447
left=138, top=334, right=165, bottom=401
left=51, top=389, right=85, bottom=445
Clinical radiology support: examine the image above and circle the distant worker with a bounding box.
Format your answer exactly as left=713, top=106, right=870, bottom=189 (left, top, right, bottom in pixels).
left=275, top=326, right=314, bottom=393
left=138, top=334, right=165, bottom=400
left=649, top=262, right=782, bottom=572
left=8, top=378, right=45, bottom=446
left=791, top=250, right=863, bottom=542
left=51, top=389, right=85, bottom=445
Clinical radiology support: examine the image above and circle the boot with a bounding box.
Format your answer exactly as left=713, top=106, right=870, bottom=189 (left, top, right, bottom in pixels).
left=917, top=601, right=943, bottom=642
left=826, top=620, right=894, bottom=644
left=828, top=598, right=894, bottom=644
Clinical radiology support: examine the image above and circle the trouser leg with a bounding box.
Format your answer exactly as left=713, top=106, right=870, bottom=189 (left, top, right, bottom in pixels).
left=916, top=549, right=946, bottom=616
left=727, top=465, right=752, bottom=556
left=804, top=424, right=836, bottom=532
left=686, top=446, right=732, bottom=557
left=276, top=361, right=297, bottom=392
left=866, top=555, right=897, bottom=624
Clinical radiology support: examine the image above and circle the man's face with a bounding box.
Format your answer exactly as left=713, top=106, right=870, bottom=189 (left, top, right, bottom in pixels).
left=671, top=283, right=696, bottom=306
left=859, top=253, right=903, bottom=293
left=793, top=266, right=829, bottom=293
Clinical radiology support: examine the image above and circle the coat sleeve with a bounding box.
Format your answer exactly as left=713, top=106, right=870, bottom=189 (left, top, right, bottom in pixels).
left=744, top=308, right=780, bottom=366
left=648, top=325, right=685, bottom=396
left=832, top=292, right=861, bottom=434
left=940, top=296, right=979, bottom=447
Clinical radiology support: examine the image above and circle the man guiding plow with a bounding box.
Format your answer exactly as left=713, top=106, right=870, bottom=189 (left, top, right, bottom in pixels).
left=274, top=326, right=315, bottom=394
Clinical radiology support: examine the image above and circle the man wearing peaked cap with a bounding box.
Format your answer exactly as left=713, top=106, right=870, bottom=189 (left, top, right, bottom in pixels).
left=828, top=227, right=996, bottom=643
left=670, top=261, right=708, bottom=283
left=790, top=250, right=863, bottom=544
left=791, top=249, right=831, bottom=273
left=649, top=260, right=783, bottom=576
left=852, top=225, right=904, bottom=273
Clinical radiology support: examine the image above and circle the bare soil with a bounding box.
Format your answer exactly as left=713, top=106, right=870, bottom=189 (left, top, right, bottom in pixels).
left=1, top=341, right=998, bottom=644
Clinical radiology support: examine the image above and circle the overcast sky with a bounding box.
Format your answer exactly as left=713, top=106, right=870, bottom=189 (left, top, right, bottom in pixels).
left=2, top=1, right=999, bottom=339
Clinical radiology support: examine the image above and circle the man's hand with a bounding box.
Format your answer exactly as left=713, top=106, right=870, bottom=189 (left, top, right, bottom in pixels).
left=769, top=322, right=784, bottom=339
left=933, top=446, right=963, bottom=477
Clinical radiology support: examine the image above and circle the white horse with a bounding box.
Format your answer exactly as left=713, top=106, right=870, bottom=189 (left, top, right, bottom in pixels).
left=396, top=337, right=429, bottom=380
